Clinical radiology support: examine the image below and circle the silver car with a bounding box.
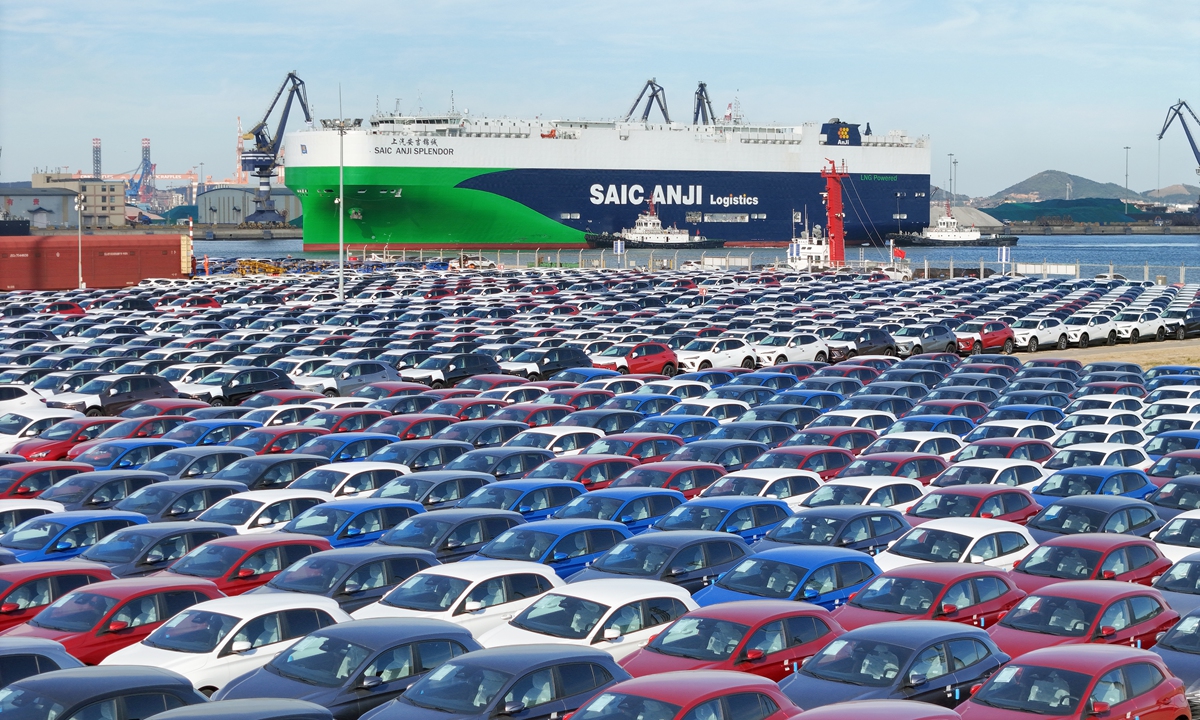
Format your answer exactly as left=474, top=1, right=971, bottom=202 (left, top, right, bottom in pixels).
left=293, top=359, right=400, bottom=396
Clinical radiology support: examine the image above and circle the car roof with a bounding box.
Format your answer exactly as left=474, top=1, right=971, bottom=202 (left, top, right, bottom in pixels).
left=224, top=489, right=335, bottom=502
left=518, top=518, right=628, bottom=533
left=753, top=546, right=874, bottom=565
left=31, top=509, right=148, bottom=524
left=311, top=617, right=473, bottom=649
left=451, top=643, right=614, bottom=672
left=1033, top=579, right=1156, bottom=601
left=881, top=562, right=1013, bottom=582
left=1048, top=495, right=1150, bottom=509
left=12, top=666, right=198, bottom=706
left=684, top=599, right=830, bottom=625
left=420, top=559, right=559, bottom=581
left=75, top=575, right=218, bottom=599
left=842, top=619, right=989, bottom=645
left=1011, top=644, right=1166, bottom=675
left=595, top=670, right=780, bottom=703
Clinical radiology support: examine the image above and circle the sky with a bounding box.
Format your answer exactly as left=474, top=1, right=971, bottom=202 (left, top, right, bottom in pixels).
left=1, top=0, right=1197, bottom=197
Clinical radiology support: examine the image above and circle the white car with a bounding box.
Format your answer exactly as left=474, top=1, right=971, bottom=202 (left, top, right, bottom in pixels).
left=930, top=459, right=1048, bottom=488
left=163, top=363, right=226, bottom=392
left=661, top=398, right=750, bottom=425
left=807, top=409, right=896, bottom=432
left=477, top=579, right=698, bottom=661
left=1062, top=314, right=1118, bottom=348
left=1043, top=443, right=1153, bottom=471
left=196, top=489, right=333, bottom=534
left=1143, top=413, right=1200, bottom=437
left=1141, top=398, right=1200, bottom=423
left=0, top=498, right=65, bottom=534
left=0, top=408, right=84, bottom=454
left=965, top=420, right=1058, bottom=442
left=240, top=404, right=323, bottom=428
left=287, top=462, right=407, bottom=497
left=751, top=333, right=829, bottom=366
left=351, top=560, right=563, bottom=636
left=100, top=594, right=352, bottom=696
left=632, top=380, right=710, bottom=399
left=1056, top=409, right=1144, bottom=432
left=800, top=477, right=927, bottom=512
left=1151, top=510, right=1200, bottom=562
left=504, top=426, right=605, bottom=456
left=697, top=468, right=822, bottom=511
left=1113, top=311, right=1169, bottom=344
left=1051, top=424, right=1147, bottom=449
left=871, top=518, right=1036, bottom=572
left=861, top=432, right=965, bottom=460
left=1009, top=317, right=1069, bottom=352
left=675, top=338, right=756, bottom=372
left=306, top=397, right=370, bottom=410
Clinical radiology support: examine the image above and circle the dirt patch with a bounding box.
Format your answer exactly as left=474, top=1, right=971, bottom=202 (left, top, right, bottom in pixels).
left=1013, top=337, right=1200, bottom=369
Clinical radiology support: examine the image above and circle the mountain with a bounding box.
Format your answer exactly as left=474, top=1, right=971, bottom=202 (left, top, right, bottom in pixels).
left=1143, top=184, right=1200, bottom=204
left=983, top=170, right=1142, bottom=206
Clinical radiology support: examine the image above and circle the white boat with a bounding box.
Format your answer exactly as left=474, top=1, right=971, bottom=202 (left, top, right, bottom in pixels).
left=613, top=199, right=723, bottom=248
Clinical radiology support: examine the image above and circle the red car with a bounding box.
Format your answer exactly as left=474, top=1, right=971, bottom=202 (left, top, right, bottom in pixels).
left=423, top=398, right=508, bottom=420
left=910, top=352, right=961, bottom=366
left=40, top=301, right=86, bottom=315
left=489, top=402, right=574, bottom=427
left=65, top=416, right=191, bottom=460
left=0, top=461, right=95, bottom=499
left=783, top=427, right=878, bottom=455
left=1009, top=534, right=1172, bottom=594
left=418, top=388, right=480, bottom=401
left=592, top=342, right=680, bottom=376
left=227, top=426, right=330, bottom=454
left=10, top=418, right=123, bottom=461
left=830, top=563, right=1026, bottom=631
left=621, top=601, right=844, bottom=681
left=0, top=576, right=222, bottom=664
left=905, top=485, right=1041, bottom=526
left=157, top=534, right=331, bottom=595
left=240, top=389, right=325, bottom=408
left=836, top=451, right=949, bottom=485
left=908, top=399, right=990, bottom=421
left=534, top=388, right=615, bottom=410
left=986, top=580, right=1179, bottom=658
left=584, top=433, right=685, bottom=463
left=952, top=437, right=1055, bottom=464
left=299, top=408, right=392, bottom=433
left=798, top=701, right=959, bottom=720
left=571, top=670, right=800, bottom=720
left=1074, top=381, right=1148, bottom=399
left=368, top=413, right=460, bottom=440
left=1147, top=449, right=1200, bottom=487
left=456, top=374, right=526, bottom=392
left=1024, top=357, right=1085, bottom=372
left=0, top=562, right=116, bottom=632
left=955, top=320, right=1016, bottom=356
left=609, top=461, right=727, bottom=498
left=529, top=454, right=639, bottom=489
left=752, top=446, right=856, bottom=481
left=351, top=381, right=436, bottom=399
left=958, top=645, right=1186, bottom=720
left=773, top=363, right=822, bottom=379
left=120, top=399, right=211, bottom=418
left=812, top=365, right=881, bottom=383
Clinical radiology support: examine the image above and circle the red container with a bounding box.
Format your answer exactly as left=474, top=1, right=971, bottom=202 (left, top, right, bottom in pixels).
left=0, top=234, right=190, bottom=290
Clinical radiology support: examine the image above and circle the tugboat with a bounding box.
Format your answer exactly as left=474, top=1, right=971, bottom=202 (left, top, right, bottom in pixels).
left=888, top=201, right=1018, bottom=247
left=586, top=199, right=725, bottom=249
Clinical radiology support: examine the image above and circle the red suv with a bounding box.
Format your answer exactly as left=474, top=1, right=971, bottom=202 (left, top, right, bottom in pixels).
left=592, top=342, right=679, bottom=376
left=955, top=320, right=1016, bottom=355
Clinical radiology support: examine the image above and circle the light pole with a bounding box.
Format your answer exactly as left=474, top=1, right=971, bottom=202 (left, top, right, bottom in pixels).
left=1123, top=146, right=1130, bottom=190
left=952, top=158, right=958, bottom=200
left=74, top=191, right=84, bottom=289
left=337, top=88, right=346, bottom=300
left=198, top=162, right=205, bottom=195
left=947, top=153, right=955, bottom=202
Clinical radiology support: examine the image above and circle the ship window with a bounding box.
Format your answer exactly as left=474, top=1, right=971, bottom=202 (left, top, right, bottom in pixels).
left=561, top=213, right=572, bottom=220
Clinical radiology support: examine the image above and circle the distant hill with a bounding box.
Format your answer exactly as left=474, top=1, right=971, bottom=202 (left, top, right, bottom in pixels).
left=984, top=170, right=1141, bottom=205
left=1143, top=184, right=1199, bottom=204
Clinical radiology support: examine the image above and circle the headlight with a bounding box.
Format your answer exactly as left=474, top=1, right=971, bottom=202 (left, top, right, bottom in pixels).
left=30, top=451, right=50, bottom=459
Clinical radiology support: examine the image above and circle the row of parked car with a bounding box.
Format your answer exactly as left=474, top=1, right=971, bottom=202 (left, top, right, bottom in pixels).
left=2, top=266, right=1200, bottom=720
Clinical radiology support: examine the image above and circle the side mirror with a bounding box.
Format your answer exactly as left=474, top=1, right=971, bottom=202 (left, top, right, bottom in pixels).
left=0, top=602, right=20, bottom=613
left=341, top=372, right=351, bottom=379
left=970, top=683, right=983, bottom=696
left=345, top=527, right=363, bottom=537
left=53, top=541, right=74, bottom=552
left=107, top=620, right=129, bottom=633
left=619, top=515, right=634, bottom=524
left=603, top=628, right=622, bottom=641
left=501, top=702, right=526, bottom=716
left=1101, top=570, right=1116, bottom=580
left=745, top=648, right=765, bottom=662
left=550, top=552, right=569, bottom=563
left=1098, top=625, right=1116, bottom=638
left=360, top=676, right=383, bottom=690
left=14, top=485, right=35, bottom=495
left=116, top=459, right=134, bottom=468
left=231, top=640, right=253, bottom=654
left=464, top=600, right=484, bottom=612
left=1090, top=701, right=1110, bottom=716
left=237, top=567, right=257, bottom=578
left=906, top=673, right=927, bottom=688
left=803, top=588, right=819, bottom=600
left=518, top=505, right=533, bottom=514
left=940, top=603, right=958, bottom=616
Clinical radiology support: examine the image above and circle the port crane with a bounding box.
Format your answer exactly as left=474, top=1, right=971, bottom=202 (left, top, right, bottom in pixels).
left=241, top=72, right=313, bottom=223
left=693, top=82, right=717, bottom=125
left=624, top=79, right=670, bottom=123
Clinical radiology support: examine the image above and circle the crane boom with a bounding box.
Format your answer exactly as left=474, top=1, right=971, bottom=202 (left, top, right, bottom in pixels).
left=1158, top=99, right=1200, bottom=171
left=241, top=72, right=313, bottom=224
left=623, top=79, right=670, bottom=123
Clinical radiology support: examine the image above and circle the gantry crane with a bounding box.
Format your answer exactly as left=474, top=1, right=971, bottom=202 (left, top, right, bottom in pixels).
left=241, top=72, right=313, bottom=223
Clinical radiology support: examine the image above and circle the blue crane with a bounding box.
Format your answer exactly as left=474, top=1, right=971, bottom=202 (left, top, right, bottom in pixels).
left=1158, top=99, right=1200, bottom=205
left=241, top=72, right=312, bottom=224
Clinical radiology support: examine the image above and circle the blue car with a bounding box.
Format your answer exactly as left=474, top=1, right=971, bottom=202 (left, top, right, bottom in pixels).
left=676, top=369, right=736, bottom=386
left=554, top=409, right=643, bottom=434
left=1146, top=375, right=1200, bottom=392
left=440, top=447, right=556, bottom=481
left=765, top=389, right=843, bottom=410
left=752, top=506, right=912, bottom=555
left=701, top=421, right=795, bottom=448
left=702, top=385, right=775, bottom=406
left=693, top=546, right=880, bottom=610
left=627, top=415, right=721, bottom=443
left=646, top=496, right=791, bottom=544
left=295, top=432, right=400, bottom=462
left=1145, top=365, right=1200, bottom=380
left=884, top=414, right=976, bottom=437
left=160, top=419, right=262, bottom=447
left=1147, top=476, right=1200, bottom=521
left=72, top=438, right=186, bottom=470
left=466, top=518, right=633, bottom=578
left=979, top=404, right=1066, bottom=424
left=599, top=393, right=679, bottom=416
left=727, top=371, right=800, bottom=391
left=1025, top=495, right=1165, bottom=543
left=456, top=478, right=586, bottom=521
left=662, top=439, right=768, bottom=471
left=38, top=470, right=170, bottom=512
left=280, top=498, right=423, bottom=548
left=1145, top=430, right=1200, bottom=461
left=551, top=487, right=685, bottom=533
left=551, top=367, right=620, bottom=383
left=1031, top=466, right=1155, bottom=507
left=0, top=509, right=147, bottom=561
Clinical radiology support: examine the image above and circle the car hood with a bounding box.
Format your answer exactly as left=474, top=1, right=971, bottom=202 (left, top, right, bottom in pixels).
left=954, top=332, right=981, bottom=340
left=46, top=392, right=99, bottom=406
left=0, top=621, right=78, bottom=644
left=175, top=382, right=217, bottom=396
left=777, top=671, right=890, bottom=708
left=986, top=624, right=1077, bottom=658
left=870, top=550, right=929, bottom=573
left=619, top=647, right=722, bottom=677
left=349, top=602, right=435, bottom=621
left=565, top=567, right=656, bottom=584
left=824, top=341, right=856, bottom=349
left=10, top=437, right=68, bottom=456
left=498, top=362, right=538, bottom=373
left=362, top=699, right=484, bottom=720
left=400, top=369, right=440, bottom=381
left=1156, top=590, right=1200, bottom=618
left=1150, top=645, right=1200, bottom=693
left=477, top=622, right=569, bottom=650
left=691, top=584, right=770, bottom=606
left=829, top=605, right=927, bottom=631
left=959, top=700, right=1073, bottom=720
left=217, top=666, right=339, bottom=705
left=102, top=641, right=209, bottom=674
left=1158, top=543, right=1198, bottom=563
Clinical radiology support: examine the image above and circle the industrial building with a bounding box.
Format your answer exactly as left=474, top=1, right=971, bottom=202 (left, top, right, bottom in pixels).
left=2, top=173, right=132, bottom=229
left=196, top=186, right=301, bottom=225
left=0, top=185, right=84, bottom=229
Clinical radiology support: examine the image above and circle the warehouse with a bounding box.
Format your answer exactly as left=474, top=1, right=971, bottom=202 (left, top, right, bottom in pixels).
left=196, top=186, right=302, bottom=225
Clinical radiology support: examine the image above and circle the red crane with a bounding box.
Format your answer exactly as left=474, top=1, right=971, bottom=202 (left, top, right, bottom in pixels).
left=820, top=159, right=849, bottom=265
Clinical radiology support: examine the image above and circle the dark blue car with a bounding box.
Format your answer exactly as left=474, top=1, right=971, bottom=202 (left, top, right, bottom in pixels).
left=374, top=470, right=495, bottom=510
left=280, top=498, right=423, bottom=547
left=440, top=447, right=556, bottom=481
left=551, top=487, right=685, bottom=534
left=1025, top=494, right=1165, bottom=543
left=72, top=438, right=186, bottom=470
left=693, top=545, right=880, bottom=610
left=752, top=506, right=911, bottom=555
left=248, top=546, right=439, bottom=613
left=646, top=496, right=791, bottom=544
left=456, top=479, right=586, bottom=521
left=1145, top=431, right=1200, bottom=461
left=627, top=415, right=721, bottom=443
left=599, top=393, right=679, bottom=416
left=465, top=518, right=632, bottom=578
left=567, top=529, right=750, bottom=592
left=375, top=508, right=525, bottom=563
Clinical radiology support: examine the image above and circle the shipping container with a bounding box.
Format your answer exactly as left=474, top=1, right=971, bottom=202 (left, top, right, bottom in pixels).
left=0, top=234, right=191, bottom=290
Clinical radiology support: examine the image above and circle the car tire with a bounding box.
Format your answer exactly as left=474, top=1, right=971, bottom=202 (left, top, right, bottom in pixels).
left=814, top=352, right=827, bottom=363
left=85, top=407, right=103, bottom=417
left=698, top=361, right=712, bottom=370
left=210, top=397, right=227, bottom=406
left=945, top=343, right=957, bottom=353
left=199, top=688, right=217, bottom=699
left=882, top=347, right=895, bottom=357
left=1002, top=339, right=1014, bottom=355
left=527, top=373, right=541, bottom=382
left=971, top=342, right=982, bottom=356
left=741, top=357, right=756, bottom=369
left=1178, top=326, right=1187, bottom=341
left=1057, top=335, right=1068, bottom=350
left=911, top=346, right=923, bottom=356
left=1156, top=327, right=1166, bottom=342
left=1028, top=338, right=1039, bottom=353
left=618, top=366, right=629, bottom=375
left=1130, top=330, right=1139, bottom=345
left=1107, top=331, right=1117, bottom=346
left=661, top=363, right=676, bottom=377
left=775, top=355, right=788, bottom=365
left=431, top=380, right=445, bottom=389
left=1079, top=334, right=1090, bottom=349
left=845, top=351, right=857, bottom=361
left=323, top=389, right=339, bottom=397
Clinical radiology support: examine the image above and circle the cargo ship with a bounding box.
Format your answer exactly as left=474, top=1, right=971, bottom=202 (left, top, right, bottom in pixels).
left=283, top=82, right=932, bottom=251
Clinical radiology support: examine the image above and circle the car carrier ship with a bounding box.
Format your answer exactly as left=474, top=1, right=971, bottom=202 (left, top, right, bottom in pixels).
left=283, top=81, right=932, bottom=251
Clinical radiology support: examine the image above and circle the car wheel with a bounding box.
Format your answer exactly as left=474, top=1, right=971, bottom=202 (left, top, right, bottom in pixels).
left=971, top=342, right=982, bottom=356
left=618, top=366, right=629, bottom=375
left=85, top=407, right=103, bottom=417
left=199, top=688, right=217, bottom=699
left=431, top=380, right=445, bottom=389
left=911, top=346, right=923, bottom=356
left=698, top=361, right=712, bottom=370
left=1028, top=337, right=1039, bottom=353
left=322, top=389, right=339, bottom=398
left=1079, top=334, right=1090, bottom=349
left=527, top=373, right=541, bottom=382
left=845, top=351, right=857, bottom=361
left=1130, top=330, right=1139, bottom=345
left=814, top=352, right=827, bottom=363
left=1002, top=339, right=1014, bottom=355
left=882, top=347, right=895, bottom=357
left=1107, top=331, right=1117, bottom=346
left=210, top=397, right=227, bottom=406
left=661, top=363, right=677, bottom=377
left=741, top=357, right=756, bottom=369
left=945, top=343, right=957, bottom=353
left=1057, top=335, right=1068, bottom=350
left=775, top=355, right=788, bottom=365
left=1178, top=326, right=1187, bottom=341
left=1156, top=327, right=1166, bottom=342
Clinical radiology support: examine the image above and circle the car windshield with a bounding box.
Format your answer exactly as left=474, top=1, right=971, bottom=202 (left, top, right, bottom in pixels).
left=1148, top=457, right=1200, bottom=479
left=716, top=557, right=807, bottom=599
left=703, top=476, right=768, bottom=498
left=212, top=459, right=268, bottom=483
left=748, top=452, right=805, bottom=470
left=932, top=465, right=998, bottom=487
left=999, top=594, right=1101, bottom=637
left=443, top=452, right=504, bottom=472
left=574, top=692, right=681, bottom=720
left=142, top=451, right=194, bottom=475
left=376, top=476, right=434, bottom=501
left=890, top=527, right=973, bottom=562
left=37, top=420, right=87, bottom=441
left=74, top=444, right=125, bottom=466
left=290, top=469, right=348, bottom=494
left=1150, top=482, right=1200, bottom=511
left=655, top=504, right=727, bottom=531
left=199, top=498, right=263, bottom=526
left=802, top=637, right=914, bottom=687
left=0, top=687, right=66, bottom=720
left=592, top=540, right=675, bottom=577
left=556, top=495, right=625, bottom=521
left=458, top=486, right=522, bottom=510
left=270, top=634, right=372, bottom=687
left=1018, top=545, right=1102, bottom=580
left=1153, top=615, right=1200, bottom=655
left=841, top=459, right=901, bottom=477
left=1030, top=504, right=1107, bottom=534
left=168, top=543, right=246, bottom=578
left=1156, top=518, right=1200, bottom=549
left=198, top=370, right=238, bottom=386
left=511, top=592, right=610, bottom=640
left=971, top=663, right=1091, bottom=715
left=416, top=356, right=452, bottom=369
left=402, top=662, right=511, bottom=714
left=115, top=485, right=178, bottom=515
left=909, top=493, right=980, bottom=519
left=768, top=515, right=844, bottom=545
left=309, top=364, right=341, bottom=378
left=283, top=507, right=353, bottom=536
left=1038, top=472, right=1105, bottom=498
left=850, top=576, right=946, bottom=615
left=610, top=468, right=671, bottom=488
left=381, top=573, right=470, bottom=612
left=381, top=516, right=453, bottom=549
left=955, top=443, right=1012, bottom=461
left=584, top=438, right=633, bottom=455
left=680, top=340, right=716, bottom=352
left=301, top=413, right=343, bottom=430
left=1, top=519, right=66, bottom=550
left=479, top=528, right=556, bottom=562
left=802, top=484, right=869, bottom=507
left=1055, top=430, right=1111, bottom=447
left=80, top=530, right=156, bottom=563
left=267, top=556, right=353, bottom=594
left=143, top=608, right=240, bottom=654
left=227, top=432, right=276, bottom=453
left=76, top=378, right=114, bottom=394
left=648, top=615, right=751, bottom=661
left=1044, top=450, right=1106, bottom=470
left=29, top=591, right=118, bottom=632
left=599, top=345, right=634, bottom=357
left=38, top=474, right=102, bottom=503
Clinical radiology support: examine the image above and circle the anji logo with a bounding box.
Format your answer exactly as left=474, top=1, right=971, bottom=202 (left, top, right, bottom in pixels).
left=838, top=127, right=850, bottom=140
